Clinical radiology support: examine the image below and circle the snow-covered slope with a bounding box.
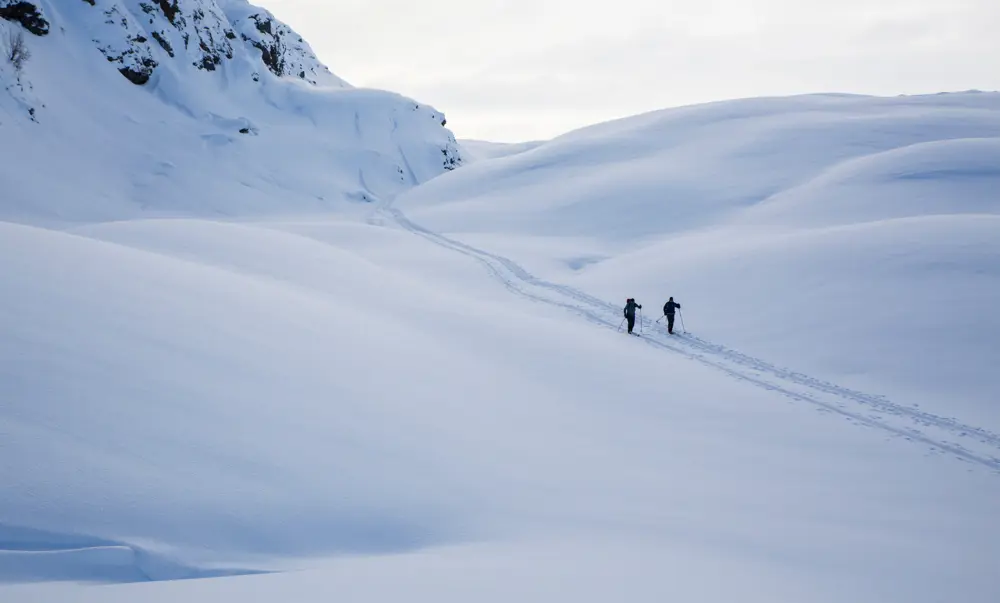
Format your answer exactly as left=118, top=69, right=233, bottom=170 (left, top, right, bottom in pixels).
left=0, top=0, right=462, bottom=225
left=1, top=12, right=999, bottom=597
left=399, top=92, right=1000, bottom=428
left=2, top=214, right=999, bottom=602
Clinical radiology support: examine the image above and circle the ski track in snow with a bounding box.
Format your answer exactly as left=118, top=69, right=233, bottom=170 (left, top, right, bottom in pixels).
left=374, top=202, right=1000, bottom=473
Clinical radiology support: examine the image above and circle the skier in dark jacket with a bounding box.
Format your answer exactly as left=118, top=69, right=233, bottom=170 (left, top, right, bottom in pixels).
left=623, top=298, right=642, bottom=334
left=663, top=297, right=681, bottom=334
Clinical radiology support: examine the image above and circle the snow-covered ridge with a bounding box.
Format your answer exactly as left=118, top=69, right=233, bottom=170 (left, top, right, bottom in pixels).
left=222, top=0, right=346, bottom=86
left=0, top=0, right=463, bottom=220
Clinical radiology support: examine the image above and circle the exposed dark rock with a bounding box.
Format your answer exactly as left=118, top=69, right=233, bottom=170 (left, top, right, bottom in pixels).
left=441, top=148, right=461, bottom=170
left=151, top=30, right=173, bottom=56
left=251, top=15, right=271, bottom=35
left=155, top=0, right=179, bottom=25
left=196, top=53, right=219, bottom=71
left=119, top=60, right=154, bottom=85
left=229, top=8, right=336, bottom=85
left=249, top=34, right=285, bottom=77
left=0, top=1, right=50, bottom=36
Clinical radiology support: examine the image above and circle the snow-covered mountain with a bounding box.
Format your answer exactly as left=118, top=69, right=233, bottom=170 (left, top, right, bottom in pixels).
left=0, top=0, right=462, bottom=224
left=2, top=4, right=999, bottom=599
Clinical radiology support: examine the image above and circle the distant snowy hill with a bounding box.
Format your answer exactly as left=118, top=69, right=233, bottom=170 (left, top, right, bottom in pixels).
left=0, top=0, right=462, bottom=224
left=407, top=93, right=1000, bottom=240
left=400, top=92, right=1000, bottom=428
left=458, top=138, right=545, bottom=163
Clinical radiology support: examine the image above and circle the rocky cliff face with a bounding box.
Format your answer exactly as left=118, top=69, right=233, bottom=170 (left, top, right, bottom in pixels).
left=67, top=0, right=344, bottom=87
left=0, top=0, right=464, bottom=220
left=80, top=0, right=160, bottom=84
left=0, top=0, right=463, bottom=174
left=221, top=0, right=344, bottom=86
left=2, top=0, right=341, bottom=87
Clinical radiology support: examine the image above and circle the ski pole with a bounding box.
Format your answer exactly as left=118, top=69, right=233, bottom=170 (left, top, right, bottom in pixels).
left=679, top=309, right=687, bottom=333
left=655, top=315, right=663, bottom=323
left=617, top=318, right=625, bottom=332
left=639, top=308, right=643, bottom=334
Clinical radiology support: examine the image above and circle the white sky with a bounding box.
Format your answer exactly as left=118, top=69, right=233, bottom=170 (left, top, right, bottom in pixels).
left=255, top=0, right=1000, bottom=142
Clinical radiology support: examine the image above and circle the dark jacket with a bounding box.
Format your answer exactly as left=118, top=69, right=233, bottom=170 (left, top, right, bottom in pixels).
left=663, top=300, right=681, bottom=315
left=624, top=299, right=642, bottom=319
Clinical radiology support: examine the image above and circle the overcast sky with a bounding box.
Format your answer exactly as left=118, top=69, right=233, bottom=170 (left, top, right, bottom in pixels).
left=255, top=0, right=999, bottom=142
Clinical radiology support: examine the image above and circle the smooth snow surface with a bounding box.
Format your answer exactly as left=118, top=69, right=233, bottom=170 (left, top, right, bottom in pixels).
left=2, top=18, right=999, bottom=599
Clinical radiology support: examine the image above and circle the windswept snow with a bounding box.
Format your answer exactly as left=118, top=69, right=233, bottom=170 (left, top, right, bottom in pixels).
left=1, top=9, right=999, bottom=598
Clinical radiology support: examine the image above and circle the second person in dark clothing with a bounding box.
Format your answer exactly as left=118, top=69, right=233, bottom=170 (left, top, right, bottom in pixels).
left=663, top=297, right=681, bottom=334
left=623, top=298, right=642, bottom=334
